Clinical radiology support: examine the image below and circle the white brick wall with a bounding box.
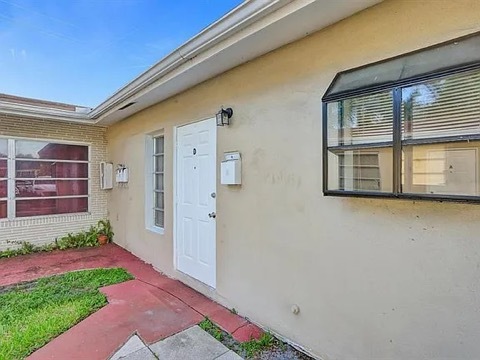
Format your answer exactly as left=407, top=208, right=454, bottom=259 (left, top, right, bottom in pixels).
left=0, top=115, right=108, bottom=250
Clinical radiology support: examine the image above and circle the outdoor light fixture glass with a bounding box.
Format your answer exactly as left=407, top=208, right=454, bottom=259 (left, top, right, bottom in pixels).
left=216, top=107, right=233, bottom=126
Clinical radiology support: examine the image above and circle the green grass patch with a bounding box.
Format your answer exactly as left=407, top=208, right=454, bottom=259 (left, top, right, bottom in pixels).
left=198, top=317, right=280, bottom=359
left=199, top=317, right=224, bottom=341
left=241, top=332, right=275, bottom=358
left=0, top=268, right=133, bottom=360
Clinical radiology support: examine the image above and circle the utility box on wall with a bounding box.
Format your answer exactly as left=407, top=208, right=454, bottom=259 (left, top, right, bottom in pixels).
left=221, top=151, right=241, bottom=185
left=100, top=162, right=113, bottom=190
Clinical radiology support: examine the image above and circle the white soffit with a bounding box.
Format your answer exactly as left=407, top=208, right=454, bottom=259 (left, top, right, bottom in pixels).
left=94, top=0, right=382, bottom=125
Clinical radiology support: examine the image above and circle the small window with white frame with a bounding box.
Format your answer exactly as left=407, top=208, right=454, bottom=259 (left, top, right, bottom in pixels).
left=153, top=135, right=164, bottom=228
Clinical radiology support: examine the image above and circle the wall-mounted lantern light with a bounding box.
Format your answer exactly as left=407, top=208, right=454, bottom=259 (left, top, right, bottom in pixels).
left=216, top=107, right=233, bottom=126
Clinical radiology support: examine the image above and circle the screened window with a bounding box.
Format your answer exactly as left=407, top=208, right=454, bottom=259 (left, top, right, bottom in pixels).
left=0, top=138, right=89, bottom=219
left=153, top=136, right=164, bottom=228
left=323, top=32, right=480, bottom=202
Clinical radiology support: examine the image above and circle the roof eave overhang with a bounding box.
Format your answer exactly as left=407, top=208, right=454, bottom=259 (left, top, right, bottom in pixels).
left=0, top=0, right=382, bottom=126
left=89, top=0, right=291, bottom=121
left=92, top=0, right=382, bottom=126
left=0, top=102, right=96, bottom=125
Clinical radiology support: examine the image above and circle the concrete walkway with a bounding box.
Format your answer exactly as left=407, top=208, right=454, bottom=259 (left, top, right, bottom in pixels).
left=0, top=244, right=261, bottom=359
left=111, top=326, right=243, bottom=360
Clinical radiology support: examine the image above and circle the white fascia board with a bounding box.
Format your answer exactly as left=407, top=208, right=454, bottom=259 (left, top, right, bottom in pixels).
left=0, top=0, right=283, bottom=125
left=0, top=102, right=95, bottom=124
left=0, top=0, right=382, bottom=126
left=89, top=0, right=289, bottom=120
left=91, top=0, right=382, bottom=125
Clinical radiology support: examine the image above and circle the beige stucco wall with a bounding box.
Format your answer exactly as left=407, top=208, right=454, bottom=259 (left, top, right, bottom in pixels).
left=0, top=116, right=107, bottom=250
left=107, top=1, right=480, bottom=359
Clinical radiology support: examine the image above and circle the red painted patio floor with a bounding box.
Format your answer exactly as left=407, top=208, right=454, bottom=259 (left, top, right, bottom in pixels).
left=0, top=244, right=262, bottom=360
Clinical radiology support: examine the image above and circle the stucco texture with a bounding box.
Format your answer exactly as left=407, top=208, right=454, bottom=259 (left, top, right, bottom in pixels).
left=106, top=1, right=480, bottom=359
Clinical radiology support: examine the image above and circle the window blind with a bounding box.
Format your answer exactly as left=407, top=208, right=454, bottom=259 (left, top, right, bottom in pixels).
left=344, top=91, right=393, bottom=144
left=403, top=70, right=480, bottom=139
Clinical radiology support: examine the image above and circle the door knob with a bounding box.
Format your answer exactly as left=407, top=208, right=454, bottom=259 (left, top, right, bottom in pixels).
left=208, top=212, right=216, bottom=218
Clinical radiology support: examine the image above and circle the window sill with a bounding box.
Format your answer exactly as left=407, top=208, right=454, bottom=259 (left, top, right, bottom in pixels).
left=324, top=190, right=480, bottom=204
left=146, top=226, right=165, bottom=235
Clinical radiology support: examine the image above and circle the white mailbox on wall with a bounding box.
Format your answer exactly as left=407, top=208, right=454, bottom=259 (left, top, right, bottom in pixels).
left=221, top=151, right=241, bottom=185
left=116, top=164, right=129, bottom=183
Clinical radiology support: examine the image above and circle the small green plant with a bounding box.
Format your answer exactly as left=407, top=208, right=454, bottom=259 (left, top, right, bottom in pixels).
left=0, top=219, right=114, bottom=259
left=40, top=243, right=58, bottom=252
left=0, top=247, right=22, bottom=258
left=0, top=241, right=46, bottom=258
left=198, top=317, right=288, bottom=359
left=230, top=308, right=238, bottom=315
left=18, top=241, right=35, bottom=254
left=97, top=219, right=114, bottom=242
left=199, top=317, right=223, bottom=341
left=241, top=332, right=274, bottom=358
left=57, top=225, right=98, bottom=249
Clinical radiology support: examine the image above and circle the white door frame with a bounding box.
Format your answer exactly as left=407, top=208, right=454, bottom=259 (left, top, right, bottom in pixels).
left=173, top=117, right=217, bottom=288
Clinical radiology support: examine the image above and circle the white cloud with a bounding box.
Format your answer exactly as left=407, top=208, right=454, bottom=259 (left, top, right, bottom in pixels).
left=7, top=48, right=27, bottom=62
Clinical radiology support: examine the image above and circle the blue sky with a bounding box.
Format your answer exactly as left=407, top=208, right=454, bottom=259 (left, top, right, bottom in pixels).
left=0, top=0, right=242, bottom=107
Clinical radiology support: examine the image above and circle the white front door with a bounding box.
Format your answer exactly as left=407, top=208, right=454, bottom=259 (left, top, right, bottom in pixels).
left=175, top=118, right=217, bottom=288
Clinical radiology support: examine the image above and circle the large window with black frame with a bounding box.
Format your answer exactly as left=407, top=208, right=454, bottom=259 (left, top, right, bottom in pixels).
left=323, top=32, right=480, bottom=202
